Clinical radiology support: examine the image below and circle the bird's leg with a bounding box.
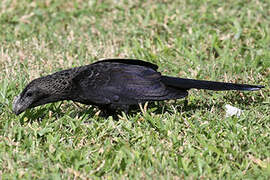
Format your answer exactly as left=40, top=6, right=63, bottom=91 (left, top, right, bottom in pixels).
left=97, top=105, right=117, bottom=118
left=120, top=104, right=129, bottom=115
left=109, top=104, right=130, bottom=115
left=99, top=104, right=130, bottom=120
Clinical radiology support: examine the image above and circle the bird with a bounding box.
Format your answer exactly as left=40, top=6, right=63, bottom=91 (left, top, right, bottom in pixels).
left=12, top=59, right=264, bottom=116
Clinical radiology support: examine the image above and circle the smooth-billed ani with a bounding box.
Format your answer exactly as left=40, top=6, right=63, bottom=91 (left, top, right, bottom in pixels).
left=13, top=59, right=264, bottom=115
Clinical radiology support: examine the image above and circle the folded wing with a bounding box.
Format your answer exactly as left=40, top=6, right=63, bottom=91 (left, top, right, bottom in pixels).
left=72, top=62, right=187, bottom=105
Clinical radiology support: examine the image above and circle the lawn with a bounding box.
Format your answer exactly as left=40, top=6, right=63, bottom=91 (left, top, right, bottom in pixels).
left=0, top=0, right=269, bottom=179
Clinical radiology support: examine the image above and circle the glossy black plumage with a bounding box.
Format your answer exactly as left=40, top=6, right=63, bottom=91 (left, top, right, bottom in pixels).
left=12, top=59, right=264, bottom=115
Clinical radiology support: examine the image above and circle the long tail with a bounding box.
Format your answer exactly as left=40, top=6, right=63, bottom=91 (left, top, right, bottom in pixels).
left=161, top=76, right=264, bottom=91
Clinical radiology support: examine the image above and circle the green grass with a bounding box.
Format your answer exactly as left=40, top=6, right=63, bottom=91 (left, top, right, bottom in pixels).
left=0, top=0, right=269, bottom=179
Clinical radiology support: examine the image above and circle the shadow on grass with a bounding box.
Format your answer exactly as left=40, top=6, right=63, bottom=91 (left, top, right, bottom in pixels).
left=19, top=102, right=97, bottom=124
left=223, top=92, right=265, bottom=107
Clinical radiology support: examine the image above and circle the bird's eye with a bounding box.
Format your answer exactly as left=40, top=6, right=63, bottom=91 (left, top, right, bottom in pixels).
left=26, top=92, right=33, bottom=97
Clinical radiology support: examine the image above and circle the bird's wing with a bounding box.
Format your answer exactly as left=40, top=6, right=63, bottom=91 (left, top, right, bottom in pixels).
left=72, top=63, right=185, bottom=105
left=93, top=59, right=159, bottom=71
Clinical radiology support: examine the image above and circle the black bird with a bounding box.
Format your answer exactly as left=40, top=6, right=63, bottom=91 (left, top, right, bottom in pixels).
left=13, top=59, right=264, bottom=115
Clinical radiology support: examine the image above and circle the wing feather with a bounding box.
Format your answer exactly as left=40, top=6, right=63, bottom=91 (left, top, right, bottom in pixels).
left=72, top=62, right=185, bottom=105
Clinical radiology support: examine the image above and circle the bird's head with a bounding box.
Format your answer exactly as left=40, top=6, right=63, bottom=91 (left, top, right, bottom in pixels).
left=12, top=73, right=73, bottom=115
left=12, top=79, right=51, bottom=115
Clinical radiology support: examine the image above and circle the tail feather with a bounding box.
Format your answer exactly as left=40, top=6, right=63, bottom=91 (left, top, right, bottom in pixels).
left=161, top=76, right=264, bottom=91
